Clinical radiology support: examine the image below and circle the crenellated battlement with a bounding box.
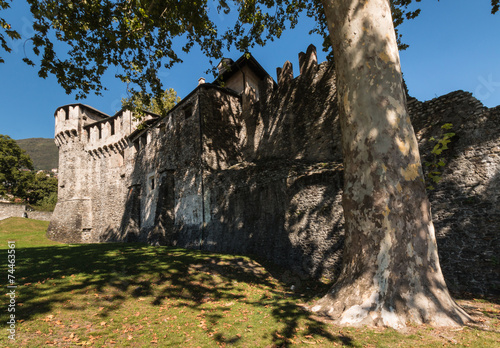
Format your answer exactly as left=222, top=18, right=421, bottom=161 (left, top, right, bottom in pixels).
left=83, top=109, right=139, bottom=152
left=54, top=104, right=109, bottom=146
left=276, top=44, right=318, bottom=87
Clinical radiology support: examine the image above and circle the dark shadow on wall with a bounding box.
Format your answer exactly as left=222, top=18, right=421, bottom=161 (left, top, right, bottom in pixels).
left=243, top=57, right=341, bottom=164
left=202, top=161, right=345, bottom=288
left=431, top=175, right=500, bottom=297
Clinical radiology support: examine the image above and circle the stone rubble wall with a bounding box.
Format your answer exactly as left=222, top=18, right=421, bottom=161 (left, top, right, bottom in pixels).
left=408, top=91, right=500, bottom=295
left=26, top=210, right=52, bottom=221
left=240, top=45, right=342, bottom=163
left=0, top=203, right=52, bottom=221
left=203, top=161, right=345, bottom=280
left=0, top=203, right=26, bottom=220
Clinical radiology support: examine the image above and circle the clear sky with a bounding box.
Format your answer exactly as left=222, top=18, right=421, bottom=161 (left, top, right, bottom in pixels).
left=0, top=0, right=499, bottom=140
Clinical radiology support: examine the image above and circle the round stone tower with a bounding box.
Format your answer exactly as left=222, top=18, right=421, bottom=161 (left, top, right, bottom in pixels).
left=47, top=104, right=107, bottom=243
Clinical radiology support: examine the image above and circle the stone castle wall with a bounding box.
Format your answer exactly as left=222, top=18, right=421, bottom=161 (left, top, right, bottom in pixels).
left=0, top=203, right=52, bottom=221
left=408, top=92, right=500, bottom=295
left=0, top=203, right=26, bottom=220
left=48, top=46, right=499, bottom=296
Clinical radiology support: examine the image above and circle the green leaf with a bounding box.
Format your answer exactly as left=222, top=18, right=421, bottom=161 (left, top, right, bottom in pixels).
left=432, top=144, right=443, bottom=155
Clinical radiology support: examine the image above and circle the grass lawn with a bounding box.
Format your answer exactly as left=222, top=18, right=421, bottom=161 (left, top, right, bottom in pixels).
left=0, top=217, right=499, bottom=347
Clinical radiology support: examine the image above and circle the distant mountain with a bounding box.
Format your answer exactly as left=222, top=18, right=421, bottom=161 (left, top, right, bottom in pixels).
left=16, top=138, right=58, bottom=171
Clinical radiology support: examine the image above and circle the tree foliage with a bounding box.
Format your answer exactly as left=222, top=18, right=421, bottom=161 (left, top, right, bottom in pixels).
left=26, top=172, right=58, bottom=209
left=121, top=87, right=181, bottom=117
left=0, top=1, right=497, bottom=104
left=0, top=134, right=58, bottom=208
left=0, top=0, right=21, bottom=63
left=0, top=134, right=34, bottom=198
left=424, top=123, right=456, bottom=190
left=1, top=0, right=480, bottom=105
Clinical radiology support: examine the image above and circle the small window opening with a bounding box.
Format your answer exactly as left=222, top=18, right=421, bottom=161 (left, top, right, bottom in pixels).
left=98, top=124, right=102, bottom=139
left=110, top=120, right=115, bottom=135
left=159, top=123, right=166, bottom=135
left=150, top=176, right=155, bottom=190
left=184, top=105, right=193, bottom=119
left=65, top=111, right=69, bottom=120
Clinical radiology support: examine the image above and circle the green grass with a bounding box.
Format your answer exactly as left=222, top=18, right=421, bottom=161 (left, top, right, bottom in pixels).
left=0, top=218, right=61, bottom=248
left=0, top=217, right=499, bottom=347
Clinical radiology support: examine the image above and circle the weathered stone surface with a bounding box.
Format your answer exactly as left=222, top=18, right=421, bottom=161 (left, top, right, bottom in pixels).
left=0, top=202, right=52, bottom=221
left=409, top=92, right=500, bottom=296
left=48, top=47, right=499, bottom=296
left=0, top=203, right=26, bottom=220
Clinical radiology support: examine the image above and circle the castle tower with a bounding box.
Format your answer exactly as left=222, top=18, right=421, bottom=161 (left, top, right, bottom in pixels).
left=47, top=104, right=108, bottom=243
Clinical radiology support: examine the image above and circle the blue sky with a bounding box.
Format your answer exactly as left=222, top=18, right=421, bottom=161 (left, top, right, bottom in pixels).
left=1, top=0, right=499, bottom=140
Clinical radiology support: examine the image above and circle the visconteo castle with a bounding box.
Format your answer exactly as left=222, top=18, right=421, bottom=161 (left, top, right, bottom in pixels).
left=48, top=45, right=500, bottom=296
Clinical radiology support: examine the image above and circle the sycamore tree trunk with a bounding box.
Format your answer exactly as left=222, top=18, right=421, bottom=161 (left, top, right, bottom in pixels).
left=312, top=0, right=471, bottom=328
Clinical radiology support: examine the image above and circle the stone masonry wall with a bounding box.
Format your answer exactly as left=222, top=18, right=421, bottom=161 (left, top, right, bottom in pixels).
left=26, top=210, right=52, bottom=221
left=0, top=203, right=53, bottom=221
left=408, top=92, right=500, bottom=295
left=240, top=45, right=342, bottom=163
left=203, top=161, right=345, bottom=280
left=0, top=203, right=26, bottom=220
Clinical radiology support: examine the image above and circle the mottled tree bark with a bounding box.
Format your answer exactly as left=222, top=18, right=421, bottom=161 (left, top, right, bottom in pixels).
left=312, top=0, right=470, bottom=328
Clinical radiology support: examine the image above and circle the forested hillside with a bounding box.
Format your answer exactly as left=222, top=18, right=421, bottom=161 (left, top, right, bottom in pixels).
left=16, top=138, right=58, bottom=171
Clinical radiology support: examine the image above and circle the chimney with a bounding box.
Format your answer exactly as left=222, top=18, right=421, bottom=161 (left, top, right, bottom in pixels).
left=217, top=58, right=234, bottom=75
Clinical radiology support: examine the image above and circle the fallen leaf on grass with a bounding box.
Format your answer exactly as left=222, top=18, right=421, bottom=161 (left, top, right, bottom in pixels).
left=301, top=339, right=317, bottom=344
left=42, top=315, right=54, bottom=322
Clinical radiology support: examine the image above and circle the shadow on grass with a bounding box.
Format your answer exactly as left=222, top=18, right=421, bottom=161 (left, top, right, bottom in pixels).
left=0, top=243, right=353, bottom=347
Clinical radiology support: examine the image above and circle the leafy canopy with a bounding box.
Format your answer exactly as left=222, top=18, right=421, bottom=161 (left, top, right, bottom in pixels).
left=0, top=134, right=34, bottom=198
left=121, top=87, right=181, bottom=117
left=0, top=1, right=497, bottom=105
left=26, top=172, right=58, bottom=209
